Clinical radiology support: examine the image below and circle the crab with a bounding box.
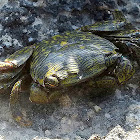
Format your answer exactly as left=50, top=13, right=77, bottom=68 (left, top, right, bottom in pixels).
left=0, top=10, right=139, bottom=126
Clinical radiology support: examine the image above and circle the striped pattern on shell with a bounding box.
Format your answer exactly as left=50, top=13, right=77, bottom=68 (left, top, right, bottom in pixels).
left=30, top=31, right=118, bottom=87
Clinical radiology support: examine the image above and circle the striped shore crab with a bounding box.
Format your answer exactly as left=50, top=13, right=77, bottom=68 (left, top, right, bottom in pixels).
left=0, top=10, right=139, bottom=126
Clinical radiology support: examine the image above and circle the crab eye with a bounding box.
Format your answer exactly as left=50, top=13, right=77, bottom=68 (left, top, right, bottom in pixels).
left=44, top=75, right=59, bottom=88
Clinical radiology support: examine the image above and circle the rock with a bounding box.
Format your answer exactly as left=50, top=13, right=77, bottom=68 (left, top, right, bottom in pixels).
left=125, top=102, right=140, bottom=129
left=20, top=0, right=34, bottom=9
left=128, top=5, right=139, bottom=16
left=105, top=113, right=111, bottom=119
left=88, top=134, right=101, bottom=140
left=102, top=125, right=140, bottom=139
left=0, top=0, right=8, bottom=9
left=115, top=89, right=123, bottom=99
left=45, top=130, right=51, bottom=137
left=94, top=105, right=102, bottom=112
left=32, top=136, right=63, bottom=140
left=0, top=45, right=4, bottom=55
left=59, top=94, right=72, bottom=107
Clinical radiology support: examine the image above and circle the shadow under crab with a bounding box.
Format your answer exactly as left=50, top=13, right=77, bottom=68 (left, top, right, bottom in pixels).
left=0, top=10, right=139, bottom=126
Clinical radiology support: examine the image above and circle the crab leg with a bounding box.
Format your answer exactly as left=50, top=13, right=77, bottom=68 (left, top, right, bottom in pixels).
left=93, top=76, right=118, bottom=88
left=104, top=29, right=140, bottom=66
left=0, top=64, right=25, bottom=81
left=0, top=74, right=21, bottom=94
left=125, top=42, right=140, bottom=66
left=0, top=64, right=25, bottom=94
left=10, top=76, right=63, bottom=126
left=10, top=75, right=32, bottom=127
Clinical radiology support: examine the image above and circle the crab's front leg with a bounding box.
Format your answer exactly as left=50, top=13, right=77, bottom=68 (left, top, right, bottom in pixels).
left=10, top=76, right=63, bottom=126
left=10, top=75, right=33, bottom=126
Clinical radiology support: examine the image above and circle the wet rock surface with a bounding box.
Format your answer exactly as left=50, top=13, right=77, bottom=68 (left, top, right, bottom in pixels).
left=0, top=0, right=140, bottom=140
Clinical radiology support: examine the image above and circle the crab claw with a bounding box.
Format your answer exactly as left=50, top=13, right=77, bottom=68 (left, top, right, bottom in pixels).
left=0, top=46, right=33, bottom=71
left=0, top=61, right=15, bottom=71
left=0, top=46, right=34, bottom=93
left=30, top=82, right=62, bottom=104
left=114, top=56, right=135, bottom=84
left=5, top=46, right=33, bottom=67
